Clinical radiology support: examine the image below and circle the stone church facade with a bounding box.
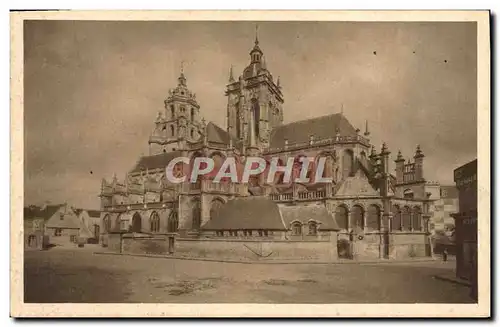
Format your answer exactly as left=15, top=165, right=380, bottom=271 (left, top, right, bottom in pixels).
left=99, top=34, right=435, bottom=260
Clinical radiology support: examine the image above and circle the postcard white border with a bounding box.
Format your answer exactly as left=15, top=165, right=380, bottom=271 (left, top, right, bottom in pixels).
left=10, top=10, right=491, bottom=318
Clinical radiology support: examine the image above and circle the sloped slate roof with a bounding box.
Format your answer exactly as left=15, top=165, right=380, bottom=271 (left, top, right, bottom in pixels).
left=201, top=196, right=286, bottom=231
left=206, top=122, right=237, bottom=144
left=278, top=204, right=340, bottom=231
left=24, top=204, right=64, bottom=221
left=269, top=113, right=358, bottom=148
left=131, top=150, right=183, bottom=173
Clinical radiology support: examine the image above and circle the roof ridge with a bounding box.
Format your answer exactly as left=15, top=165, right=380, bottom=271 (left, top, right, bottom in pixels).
left=273, top=112, right=343, bottom=130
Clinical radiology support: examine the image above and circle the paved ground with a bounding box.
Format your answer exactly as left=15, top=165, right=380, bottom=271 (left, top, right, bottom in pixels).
left=24, top=248, right=475, bottom=303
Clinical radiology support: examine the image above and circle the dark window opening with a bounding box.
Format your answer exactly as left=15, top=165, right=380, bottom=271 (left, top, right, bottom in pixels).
left=54, top=228, right=62, bottom=237
left=292, top=222, right=302, bottom=236
left=308, top=222, right=318, bottom=235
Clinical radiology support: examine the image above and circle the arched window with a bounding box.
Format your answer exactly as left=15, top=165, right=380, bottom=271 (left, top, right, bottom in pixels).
left=392, top=204, right=402, bottom=231
left=366, top=204, right=381, bottom=231
left=190, top=108, right=195, bottom=121
left=170, top=105, right=175, bottom=118
left=150, top=212, right=160, bottom=233
left=308, top=221, right=318, bottom=235
left=170, top=125, right=175, bottom=136
left=351, top=205, right=364, bottom=230
left=292, top=222, right=302, bottom=236
left=167, top=210, right=178, bottom=233
left=131, top=212, right=142, bottom=233
left=335, top=205, right=348, bottom=230
left=190, top=129, right=194, bottom=138
left=210, top=198, right=225, bottom=220
left=402, top=206, right=412, bottom=231
left=103, top=214, right=111, bottom=233
left=412, top=206, right=422, bottom=231
left=191, top=198, right=201, bottom=230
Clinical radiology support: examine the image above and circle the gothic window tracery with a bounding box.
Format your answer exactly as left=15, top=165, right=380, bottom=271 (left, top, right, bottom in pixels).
left=150, top=212, right=160, bottom=232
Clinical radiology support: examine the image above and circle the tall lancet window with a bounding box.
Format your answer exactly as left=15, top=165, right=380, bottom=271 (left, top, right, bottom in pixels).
left=251, top=99, right=260, bottom=139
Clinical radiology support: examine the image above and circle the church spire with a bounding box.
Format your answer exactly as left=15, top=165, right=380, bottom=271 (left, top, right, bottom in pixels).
left=255, top=24, right=259, bottom=45
left=178, top=61, right=187, bottom=86
left=250, top=25, right=263, bottom=63
left=228, top=65, right=235, bottom=83
left=364, top=120, right=370, bottom=136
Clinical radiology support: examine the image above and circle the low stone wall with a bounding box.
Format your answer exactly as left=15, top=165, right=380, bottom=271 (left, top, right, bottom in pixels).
left=122, top=234, right=171, bottom=255
left=101, top=231, right=431, bottom=261
left=107, top=233, right=122, bottom=253
left=175, top=238, right=338, bottom=261
left=337, top=231, right=430, bottom=260
left=389, top=232, right=430, bottom=259
left=105, top=233, right=175, bottom=255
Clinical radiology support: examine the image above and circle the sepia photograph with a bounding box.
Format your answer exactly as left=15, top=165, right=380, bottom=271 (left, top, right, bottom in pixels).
left=10, top=10, right=490, bottom=317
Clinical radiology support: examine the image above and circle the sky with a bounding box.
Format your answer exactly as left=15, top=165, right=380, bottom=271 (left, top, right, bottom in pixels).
left=24, top=20, right=477, bottom=209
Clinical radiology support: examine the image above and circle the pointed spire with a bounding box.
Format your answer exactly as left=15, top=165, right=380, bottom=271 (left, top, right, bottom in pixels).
left=229, top=65, right=235, bottom=83
left=395, top=150, right=404, bottom=162
left=255, top=24, right=259, bottom=45
left=414, top=144, right=424, bottom=158
left=340, top=103, right=344, bottom=115
left=364, top=120, right=370, bottom=136
left=277, top=76, right=281, bottom=88
left=178, top=61, right=186, bottom=86
left=381, top=142, right=389, bottom=155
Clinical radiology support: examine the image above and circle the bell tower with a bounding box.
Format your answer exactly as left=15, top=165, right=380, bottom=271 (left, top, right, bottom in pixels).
left=225, top=28, right=284, bottom=149
left=148, top=65, right=203, bottom=155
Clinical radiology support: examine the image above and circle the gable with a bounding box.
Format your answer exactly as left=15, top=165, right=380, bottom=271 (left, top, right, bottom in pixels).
left=45, top=206, right=80, bottom=229
left=335, top=169, right=380, bottom=197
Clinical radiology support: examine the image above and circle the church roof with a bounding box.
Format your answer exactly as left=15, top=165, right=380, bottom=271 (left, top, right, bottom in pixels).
left=131, top=150, right=183, bottom=173
left=201, top=196, right=287, bottom=231
left=269, top=113, right=358, bottom=148
left=278, top=204, right=340, bottom=231
left=206, top=122, right=236, bottom=144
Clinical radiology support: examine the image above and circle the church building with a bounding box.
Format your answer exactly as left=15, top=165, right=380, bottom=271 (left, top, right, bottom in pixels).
left=99, top=33, right=436, bottom=260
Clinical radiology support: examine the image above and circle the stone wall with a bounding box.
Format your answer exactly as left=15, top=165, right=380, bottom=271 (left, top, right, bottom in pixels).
left=103, top=231, right=430, bottom=261
left=175, top=238, right=338, bottom=261
left=389, top=232, right=429, bottom=259
left=337, top=231, right=430, bottom=260
left=107, top=233, right=122, bottom=253
left=122, top=234, right=173, bottom=255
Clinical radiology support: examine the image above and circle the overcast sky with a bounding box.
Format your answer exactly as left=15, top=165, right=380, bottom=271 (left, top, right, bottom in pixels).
left=24, top=20, right=477, bottom=209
